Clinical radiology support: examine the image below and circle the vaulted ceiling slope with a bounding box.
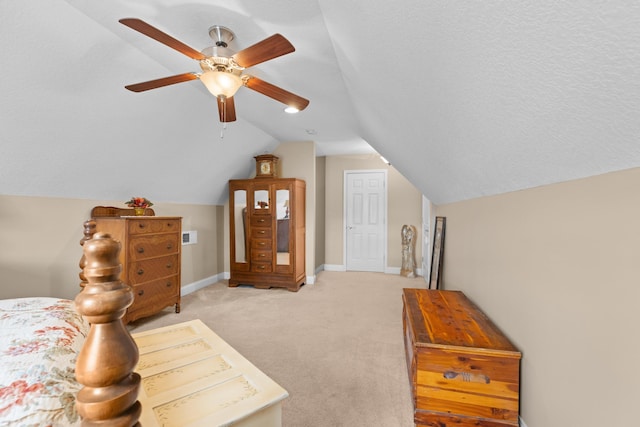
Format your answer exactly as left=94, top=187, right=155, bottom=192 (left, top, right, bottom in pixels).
left=2, top=1, right=639, bottom=205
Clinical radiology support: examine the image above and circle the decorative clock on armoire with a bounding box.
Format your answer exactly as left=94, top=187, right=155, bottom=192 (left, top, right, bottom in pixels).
left=254, top=154, right=279, bottom=178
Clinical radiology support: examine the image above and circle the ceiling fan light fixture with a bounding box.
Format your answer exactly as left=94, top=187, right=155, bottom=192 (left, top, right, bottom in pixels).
left=284, top=106, right=299, bottom=114
left=200, top=70, right=243, bottom=98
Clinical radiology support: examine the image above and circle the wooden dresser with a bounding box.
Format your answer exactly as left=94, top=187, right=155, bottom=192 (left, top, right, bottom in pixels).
left=94, top=216, right=182, bottom=323
left=132, top=319, right=288, bottom=426
left=228, top=178, right=305, bottom=291
left=402, top=289, right=521, bottom=427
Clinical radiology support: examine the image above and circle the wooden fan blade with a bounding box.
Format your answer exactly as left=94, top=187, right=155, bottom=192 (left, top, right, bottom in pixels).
left=233, top=34, right=295, bottom=68
left=217, top=96, right=237, bottom=122
left=125, top=73, right=198, bottom=92
left=119, top=18, right=205, bottom=60
left=244, top=76, right=309, bottom=111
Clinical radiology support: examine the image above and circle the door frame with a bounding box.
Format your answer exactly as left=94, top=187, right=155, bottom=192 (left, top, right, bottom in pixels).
left=422, top=195, right=431, bottom=283
left=343, top=169, right=388, bottom=272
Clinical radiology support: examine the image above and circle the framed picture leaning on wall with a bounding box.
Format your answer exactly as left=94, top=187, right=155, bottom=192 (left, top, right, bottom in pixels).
left=429, top=216, right=446, bottom=289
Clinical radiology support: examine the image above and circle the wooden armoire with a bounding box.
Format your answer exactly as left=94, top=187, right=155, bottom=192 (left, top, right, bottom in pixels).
left=228, top=177, right=305, bottom=291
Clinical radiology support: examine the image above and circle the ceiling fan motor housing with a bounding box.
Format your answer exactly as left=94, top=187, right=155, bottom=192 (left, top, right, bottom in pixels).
left=208, top=25, right=234, bottom=47
left=201, top=26, right=241, bottom=73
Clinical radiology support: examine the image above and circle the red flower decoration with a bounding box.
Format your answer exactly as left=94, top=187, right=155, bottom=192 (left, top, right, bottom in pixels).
left=125, top=197, right=154, bottom=208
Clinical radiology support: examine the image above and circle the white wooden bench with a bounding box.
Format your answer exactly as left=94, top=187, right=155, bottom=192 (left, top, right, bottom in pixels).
left=132, top=319, right=288, bottom=426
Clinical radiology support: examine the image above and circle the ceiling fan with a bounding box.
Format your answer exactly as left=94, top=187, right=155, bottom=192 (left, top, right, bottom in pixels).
left=119, top=18, right=309, bottom=122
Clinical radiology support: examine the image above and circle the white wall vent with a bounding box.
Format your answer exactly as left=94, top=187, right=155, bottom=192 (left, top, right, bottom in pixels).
left=182, top=230, right=198, bottom=245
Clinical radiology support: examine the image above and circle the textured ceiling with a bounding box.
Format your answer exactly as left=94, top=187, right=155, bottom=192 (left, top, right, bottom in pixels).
left=2, top=1, right=639, bottom=205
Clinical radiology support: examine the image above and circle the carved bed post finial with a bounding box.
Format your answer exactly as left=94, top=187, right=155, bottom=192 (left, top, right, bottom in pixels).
left=78, top=219, right=97, bottom=288
left=74, top=232, right=141, bottom=426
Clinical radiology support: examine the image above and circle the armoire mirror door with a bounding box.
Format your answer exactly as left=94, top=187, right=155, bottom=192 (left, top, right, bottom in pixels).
left=254, top=189, right=270, bottom=212
left=276, top=188, right=291, bottom=266
left=232, top=189, right=248, bottom=265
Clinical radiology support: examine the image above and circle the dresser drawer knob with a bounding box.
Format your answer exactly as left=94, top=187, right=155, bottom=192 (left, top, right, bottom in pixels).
left=138, top=223, right=146, bottom=229
left=259, top=230, right=266, bottom=234
left=137, top=269, right=144, bottom=275
left=166, top=281, right=172, bottom=288
left=166, top=263, right=172, bottom=269
left=259, top=242, right=266, bottom=246
left=138, top=290, right=144, bottom=296
left=167, top=243, right=173, bottom=249
left=258, top=265, right=265, bottom=270
left=137, top=247, right=145, bottom=254
left=258, top=219, right=265, bottom=223
left=260, top=253, right=266, bottom=257
left=167, top=223, right=173, bottom=227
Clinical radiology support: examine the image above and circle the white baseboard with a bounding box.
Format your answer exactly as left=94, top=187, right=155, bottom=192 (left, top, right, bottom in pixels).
left=213, top=272, right=316, bottom=285
left=519, top=417, right=528, bottom=427
left=320, top=264, right=423, bottom=277
left=216, top=265, right=423, bottom=287
left=323, top=264, right=346, bottom=272
left=181, top=274, right=224, bottom=296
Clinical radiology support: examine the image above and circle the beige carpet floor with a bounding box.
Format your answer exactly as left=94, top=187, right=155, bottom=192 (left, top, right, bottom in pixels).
left=129, top=270, right=425, bottom=427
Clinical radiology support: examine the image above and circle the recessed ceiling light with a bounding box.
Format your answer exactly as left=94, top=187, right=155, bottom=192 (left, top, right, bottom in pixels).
left=284, top=106, right=299, bottom=114
left=305, top=129, right=317, bottom=135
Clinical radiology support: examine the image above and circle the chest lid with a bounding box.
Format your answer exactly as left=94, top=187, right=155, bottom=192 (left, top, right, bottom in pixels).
left=403, top=288, right=520, bottom=357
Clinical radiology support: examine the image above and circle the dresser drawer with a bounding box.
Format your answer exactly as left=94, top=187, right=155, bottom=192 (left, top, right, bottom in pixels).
left=128, top=218, right=180, bottom=235
left=128, top=254, right=179, bottom=285
left=128, top=276, right=179, bottom=320
left=129, top=234, right=180, bottom=260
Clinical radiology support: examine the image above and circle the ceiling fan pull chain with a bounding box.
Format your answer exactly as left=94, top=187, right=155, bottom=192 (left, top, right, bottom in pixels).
left=220, top=122, right=227, bottom=139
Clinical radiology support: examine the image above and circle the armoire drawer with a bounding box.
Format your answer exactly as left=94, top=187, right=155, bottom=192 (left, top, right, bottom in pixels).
left=250, top=216, right=272, bottom=227
left=251, top=262, right=272, bottom=273
left=251, top=228, right=272, bottom=239
left=251, top=238, right=272, bottom=250
left=251, top=249, right=272, bottom=263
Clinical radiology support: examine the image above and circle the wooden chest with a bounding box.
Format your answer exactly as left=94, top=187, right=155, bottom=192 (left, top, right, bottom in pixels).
left=402, top=289, right=521, bottom=427
left=94, top=216, right=182, bottom=323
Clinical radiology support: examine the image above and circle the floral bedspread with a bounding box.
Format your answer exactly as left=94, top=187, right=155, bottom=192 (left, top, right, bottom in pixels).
left=0, top=298, right=89, bottom=427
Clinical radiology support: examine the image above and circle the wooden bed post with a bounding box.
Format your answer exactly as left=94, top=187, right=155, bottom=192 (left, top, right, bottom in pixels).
left=78, top=219, right=96, bottom=288
left=74, top=232, right=142, bottom=426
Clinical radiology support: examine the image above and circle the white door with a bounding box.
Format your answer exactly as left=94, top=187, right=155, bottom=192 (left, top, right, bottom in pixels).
left=345, top=171, right=386, bottom=272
